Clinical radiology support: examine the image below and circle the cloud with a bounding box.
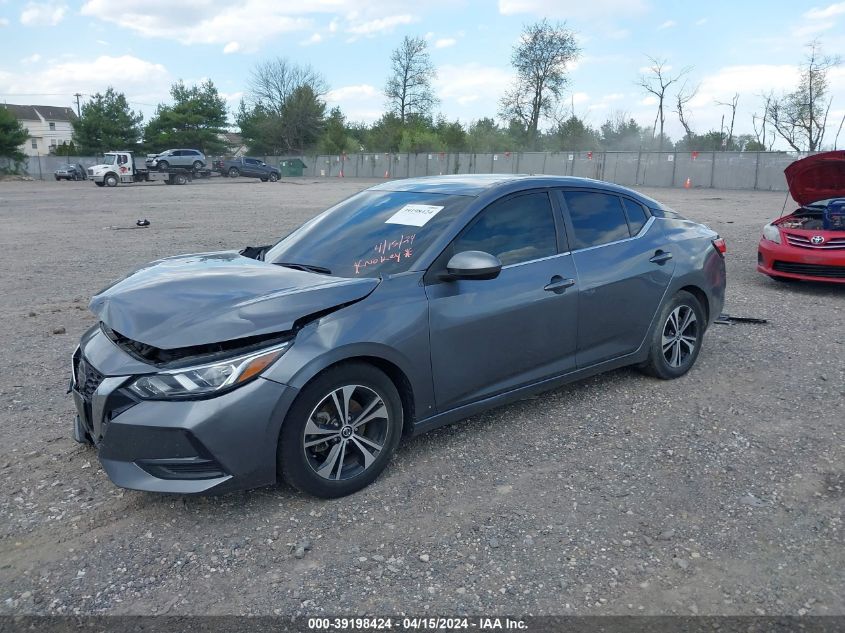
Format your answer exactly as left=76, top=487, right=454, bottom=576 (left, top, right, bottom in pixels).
left=435, top=37, right=456, bottom=48
left=791, top=20, right=835, bottom=39
left=223, top=41, right=240, bottom=54
left=434, top=63, right=512, bottom=107
left=301, top=32, right=323, bottom=45
left=80, top=0, right=313, bottom=48
left=20, top=1, right=66, bottom=26
left=804, top=2, right=845, bottom=19
left=0, top=55, right=170, bottom=113
left=325, top=84, right=382, bottom=123
left=693, top=65, right=799, bottom=105
left=695, top=17, right=708, bottom=25
left=657, top=20, right=676, bottom=30
left=346, top=14, right=416, bottom=38
left=498, top=0, right=648, bottom=18
left=21, top=53, right=42, bottom=64
left=0, top=17, right=8, bottom=26
left=326, top=84, right=380, bottom=102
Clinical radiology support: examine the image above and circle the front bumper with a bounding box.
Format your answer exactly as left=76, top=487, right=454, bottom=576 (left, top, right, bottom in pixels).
left=757, top=238, right=845, bottom=283
left=71, top=331, right=298, bottom=494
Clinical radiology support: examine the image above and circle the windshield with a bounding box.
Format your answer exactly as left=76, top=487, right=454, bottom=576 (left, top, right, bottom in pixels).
left=265, top=190, right=472, bottom=278
left=102, top=155, right=117, bottom=165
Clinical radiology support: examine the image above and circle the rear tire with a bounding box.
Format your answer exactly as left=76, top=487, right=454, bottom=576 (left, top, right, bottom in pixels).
left=192, top=160, right=203, bottom=171
left=104, top=173, right=119, bottom=187
left=639, top=290, right=705, bottom=380
left=278, top=363, right=403, bottom=498
left=174, top=173, right=188, bottom=185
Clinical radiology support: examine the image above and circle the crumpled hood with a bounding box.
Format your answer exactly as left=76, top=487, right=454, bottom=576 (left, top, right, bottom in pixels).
left=89, top=251, right=379, bottom=349
left=785, top=151, right=845, bottom=206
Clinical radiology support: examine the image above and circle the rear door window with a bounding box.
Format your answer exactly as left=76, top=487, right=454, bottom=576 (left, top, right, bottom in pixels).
left=562, top=191, right=631, bottom=250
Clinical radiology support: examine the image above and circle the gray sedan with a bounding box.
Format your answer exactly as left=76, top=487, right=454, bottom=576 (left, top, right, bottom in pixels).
left=71, top=175, right=726, bottom=497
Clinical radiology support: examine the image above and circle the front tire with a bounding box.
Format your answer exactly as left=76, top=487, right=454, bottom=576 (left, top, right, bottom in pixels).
left=104, top=173, right=119, bottom=187
left=268, top=172, right=279, bottom=182
left=157, top=160, right=169, bottom=172
left=228, top=167, right=239, bottom=178
left=639, top=290, right=705, bottom=380
left=278, top=363, right=403, bottom=498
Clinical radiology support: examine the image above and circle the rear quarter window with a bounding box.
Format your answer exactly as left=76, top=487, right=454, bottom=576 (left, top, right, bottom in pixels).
left=621, top=197, right=650, bottom=235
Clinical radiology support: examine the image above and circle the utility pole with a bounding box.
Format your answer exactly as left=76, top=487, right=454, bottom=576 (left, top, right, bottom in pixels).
left=73, top=93, right=82, bottom=117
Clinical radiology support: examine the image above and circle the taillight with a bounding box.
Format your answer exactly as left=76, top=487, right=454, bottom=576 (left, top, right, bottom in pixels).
left=712, top=238, right=727, bottom=256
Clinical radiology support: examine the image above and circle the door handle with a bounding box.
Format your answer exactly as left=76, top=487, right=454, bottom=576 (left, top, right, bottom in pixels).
left=544, top=276, right=576, bottom=293
left=649, top=250, right=673, bottom=265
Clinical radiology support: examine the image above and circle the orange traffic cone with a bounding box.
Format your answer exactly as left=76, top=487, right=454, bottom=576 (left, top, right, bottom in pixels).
left=684, top=177, right=691, bottom=189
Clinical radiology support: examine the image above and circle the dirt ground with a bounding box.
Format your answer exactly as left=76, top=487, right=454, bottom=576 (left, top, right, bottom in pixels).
left=0, top=177, right=842, bottom=616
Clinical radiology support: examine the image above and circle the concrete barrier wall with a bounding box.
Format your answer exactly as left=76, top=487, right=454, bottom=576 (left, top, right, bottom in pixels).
left=267, top=151, right=806, bottom=192
left=5, top=151, right=812, bottom=192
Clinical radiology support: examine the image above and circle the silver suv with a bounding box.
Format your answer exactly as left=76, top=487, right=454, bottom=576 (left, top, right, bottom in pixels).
left=145, top=149, right=206, bottom=171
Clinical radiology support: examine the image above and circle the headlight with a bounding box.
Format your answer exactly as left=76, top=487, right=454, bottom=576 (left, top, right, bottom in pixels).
left=762, top=223, right=781, bottom=244
left=128, top=341, right=290, bottom=399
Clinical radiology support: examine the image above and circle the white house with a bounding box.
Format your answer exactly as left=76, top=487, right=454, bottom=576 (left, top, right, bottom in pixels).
left=1, top=104, right=77, bottom=156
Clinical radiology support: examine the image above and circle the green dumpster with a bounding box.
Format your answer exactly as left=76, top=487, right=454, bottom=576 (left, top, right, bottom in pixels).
left=279, top=158, right=307, bottom=177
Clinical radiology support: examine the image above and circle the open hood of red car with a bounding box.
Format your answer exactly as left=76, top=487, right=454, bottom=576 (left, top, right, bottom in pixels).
left=785, top=151, right=845, bottom=206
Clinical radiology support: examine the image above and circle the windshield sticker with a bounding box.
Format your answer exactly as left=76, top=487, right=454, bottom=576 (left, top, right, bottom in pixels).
left=354, top=233, right=416, bottom=275
left=385, top=204, right=444, bottom=227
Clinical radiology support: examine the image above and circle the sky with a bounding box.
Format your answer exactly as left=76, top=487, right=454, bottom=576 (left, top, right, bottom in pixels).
left=2, top=0, right=845, bottom=148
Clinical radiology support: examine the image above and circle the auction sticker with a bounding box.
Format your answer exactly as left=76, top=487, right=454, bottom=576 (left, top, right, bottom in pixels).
left=385, top=204, right=444, bottom=227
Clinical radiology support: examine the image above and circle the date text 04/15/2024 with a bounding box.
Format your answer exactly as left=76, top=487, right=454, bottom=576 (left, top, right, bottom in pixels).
left=307, top=617, right=528, bottom=630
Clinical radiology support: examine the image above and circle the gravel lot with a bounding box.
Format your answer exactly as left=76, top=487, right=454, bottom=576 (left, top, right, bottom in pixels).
left=0, top=177, right=842, bottom=617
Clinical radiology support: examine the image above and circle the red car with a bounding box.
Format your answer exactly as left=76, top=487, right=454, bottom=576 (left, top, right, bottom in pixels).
left=758, top=151, right=845, bottom=283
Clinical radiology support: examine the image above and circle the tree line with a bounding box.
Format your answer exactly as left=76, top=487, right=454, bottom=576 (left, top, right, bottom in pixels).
left=0, top=22, right=840, bottom=162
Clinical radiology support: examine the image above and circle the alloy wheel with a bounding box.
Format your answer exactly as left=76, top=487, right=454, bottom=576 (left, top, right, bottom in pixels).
left=662, top=304, right=698, bottom=368
left=303, top=385, right=389, bottom=481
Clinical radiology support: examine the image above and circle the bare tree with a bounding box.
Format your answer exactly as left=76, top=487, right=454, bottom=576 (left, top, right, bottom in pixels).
left=499, top=19, right=580, bottom=148
left=674, top=81, right=699, bottom=143
left=385, top=36, right=438, bottom=124
left=248, top=58, right=328, bottom=116
left=767, top=40, right=840, bottom=151
left=638, top=56, right=690, bottom=151
left=715, top=93, right=740, bottom=150
left=752, top=92, right=774, bottom=150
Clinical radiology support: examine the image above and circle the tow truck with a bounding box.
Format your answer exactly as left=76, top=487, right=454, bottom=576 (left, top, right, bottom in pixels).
left=87, top=150, right=212, bottom=187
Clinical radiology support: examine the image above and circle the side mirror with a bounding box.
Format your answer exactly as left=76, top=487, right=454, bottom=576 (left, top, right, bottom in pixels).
left=441, top=251, right=502, bottom=281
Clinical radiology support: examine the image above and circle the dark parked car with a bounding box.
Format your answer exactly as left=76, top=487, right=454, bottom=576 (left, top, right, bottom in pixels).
left=71, top=175, right=726, bottom=498
left=54, top=163, right=87, bottom=181
left=145, top=149, right=206, bottom=171
left=215, top=156, right=280, bottom=181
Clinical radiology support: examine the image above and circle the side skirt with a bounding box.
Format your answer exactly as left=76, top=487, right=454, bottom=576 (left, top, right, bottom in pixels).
left=411, top=349, right=647, bottom=437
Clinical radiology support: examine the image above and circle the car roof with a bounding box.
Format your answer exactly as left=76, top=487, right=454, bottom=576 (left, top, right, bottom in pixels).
left=369, top=174, right=662, bottom=207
